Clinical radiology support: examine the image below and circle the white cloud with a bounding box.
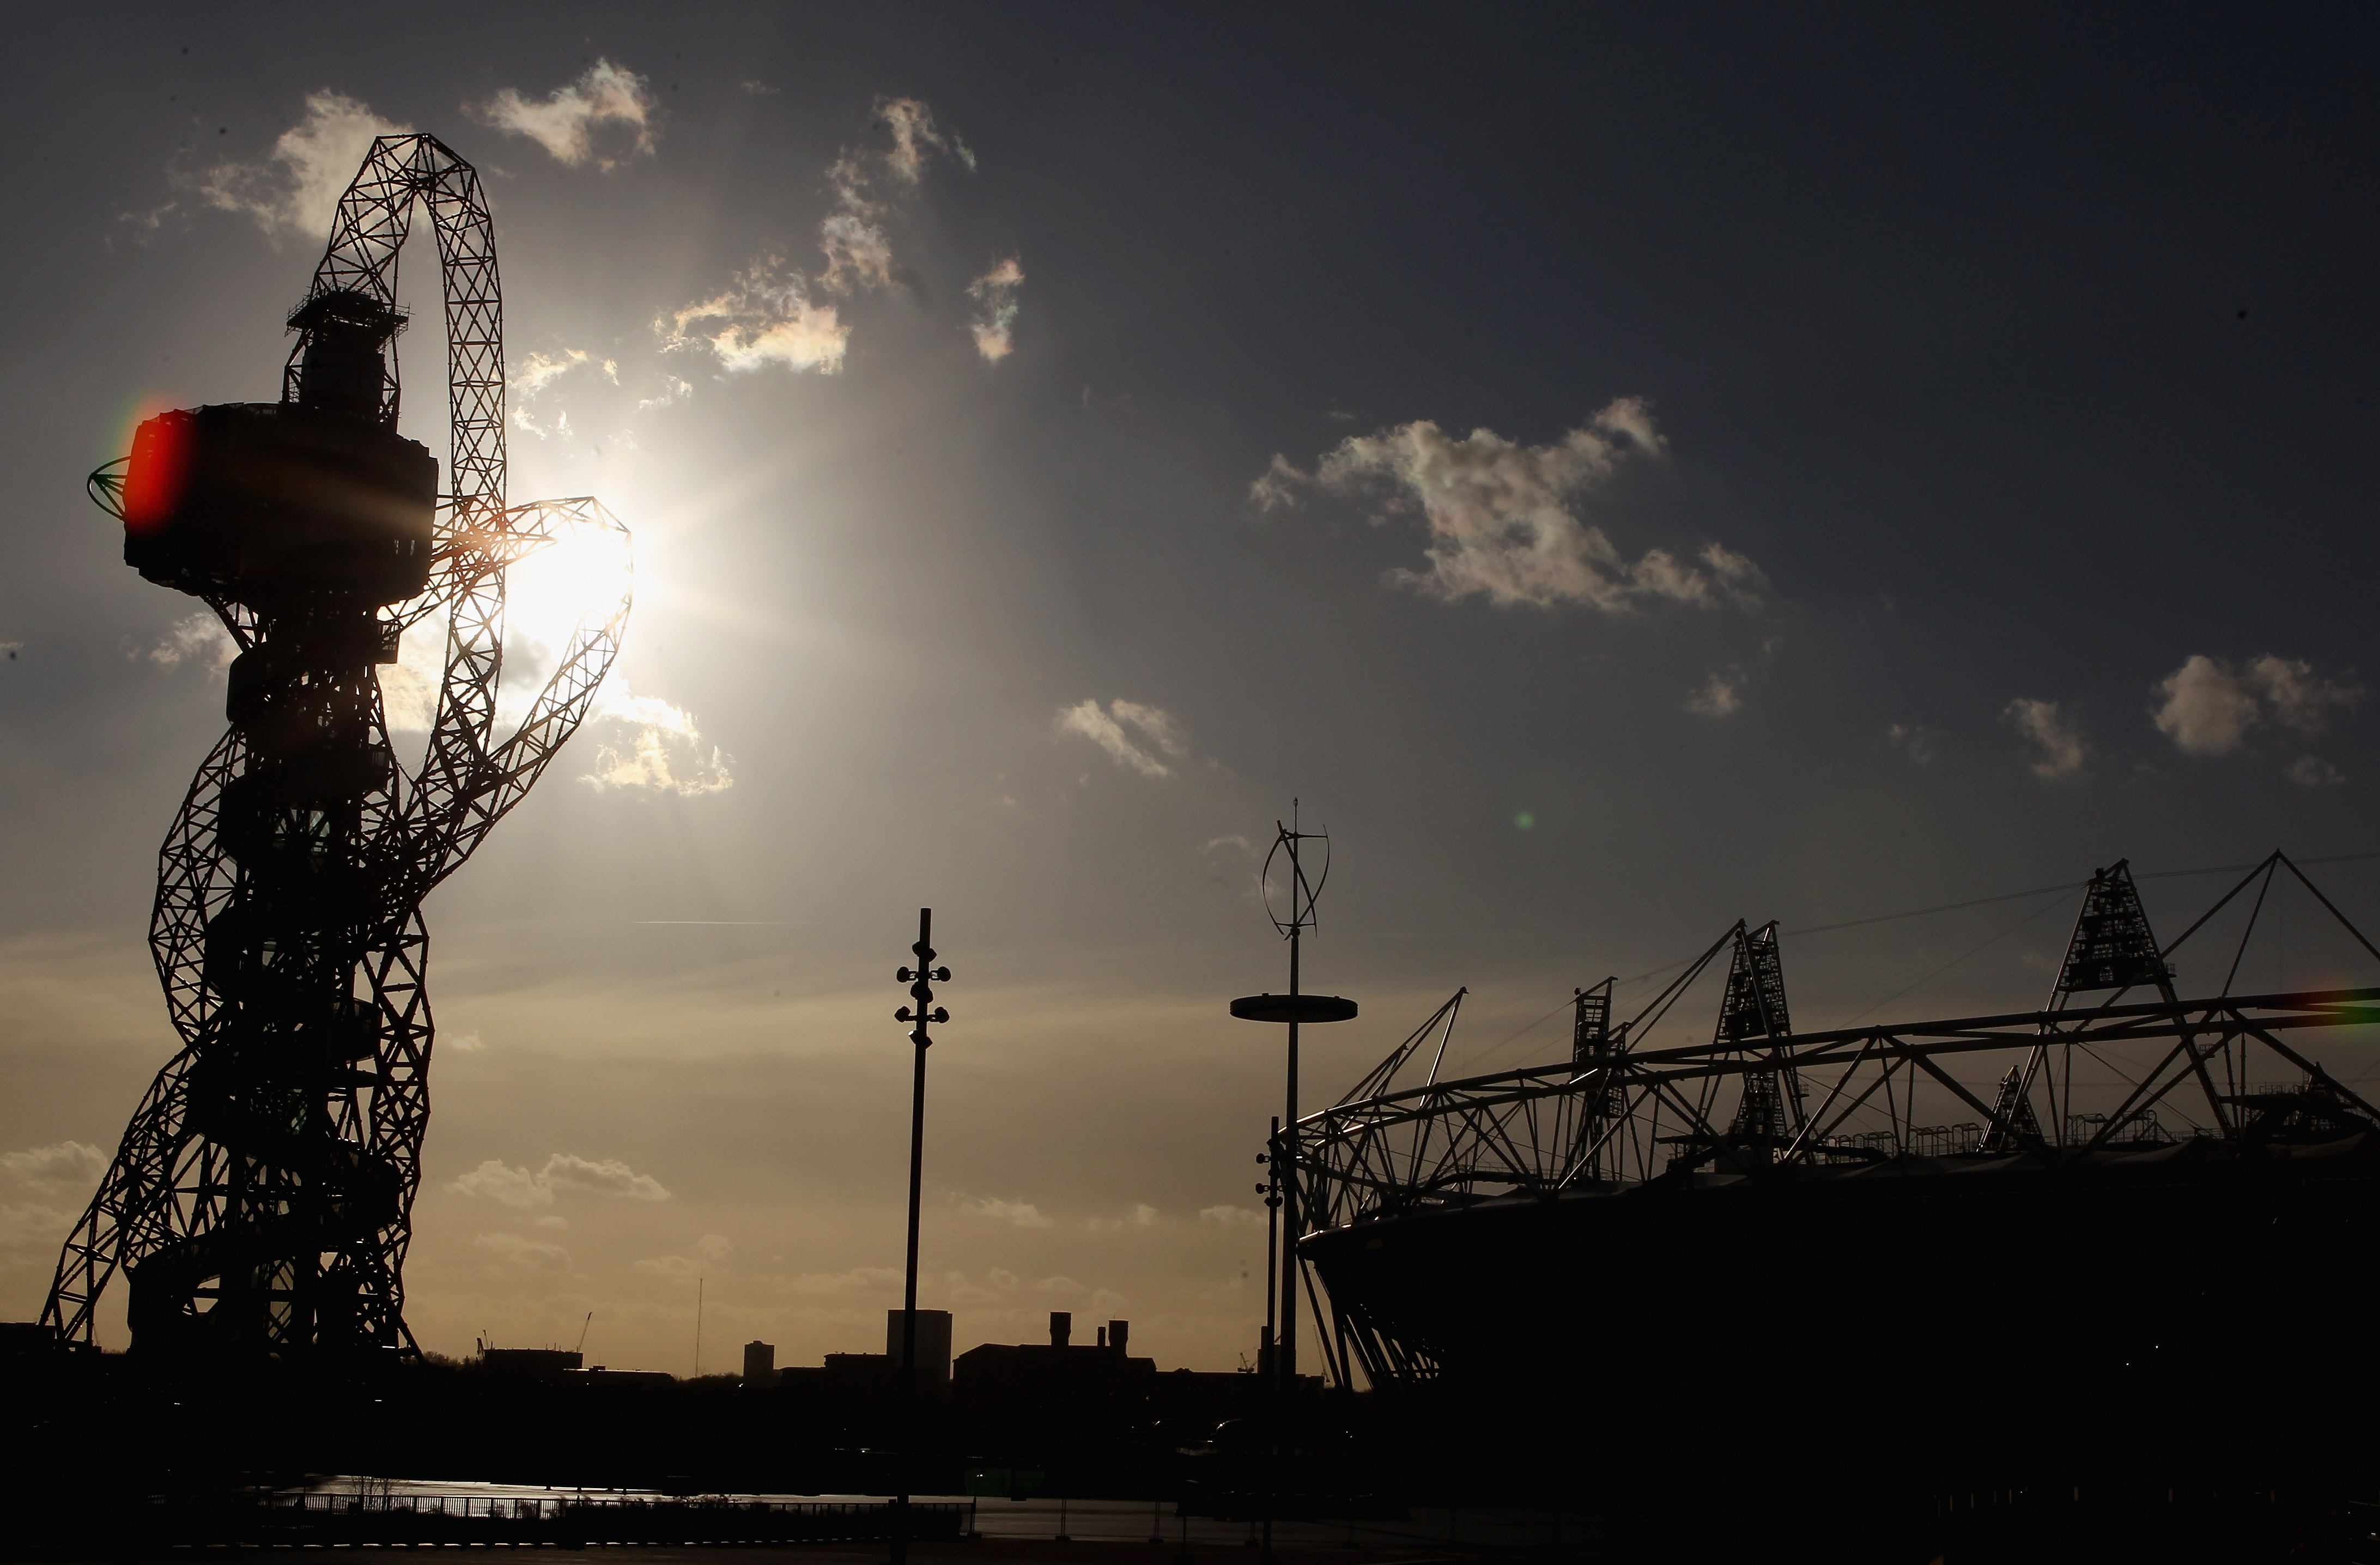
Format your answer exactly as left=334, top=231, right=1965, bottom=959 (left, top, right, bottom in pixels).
left=545, top=1153, right=672, bottom=1201
left=662, top=251, right=848, bottom=375
left=957, top=1194, right=1055, bottom=1229
left=2, top=1140, right=106, bottom=1194
left=509, top=349, right=620, bottom=438
left=451, top=1160, right=547, bottom=1206
left=2152, top=654, right=2363, bottom=757
left=2151, top=656, right=2262, bottom=756
left=135, top=612, right=236, bottom=672
left=639, top=375, right=694, bottom=411
left=1055, top=699, right=1189, bottom=778
left=473, top=1231, right=572, bottom=1270
left=1684, top=671, right=1742, bottom=717
left=512, top=348, right=618, bottom=398
left=474, top=59, right=659, bottom=169
left=967, top=257, right=1025, bottom=361
left=1254, top=403, right=1766, bottom=612
left=2005, top=698, right=2087, bottom=780
left=664, top=96, right=973, bottom=374
left=2286, top=754, right=2345, bottom=788
left=2255, top=656, right=2364, bottom=732
left=1198, top=1204, right=1267, bottom=1228
left=580, top=679, right=735, bottom=797
left=194, top=90, right=411, bottom=240
left=816, top=96, right=966, bottom=293
left=450, top=1152, right=671, bottom=1207
left=818, top=208, right=895, bottom=295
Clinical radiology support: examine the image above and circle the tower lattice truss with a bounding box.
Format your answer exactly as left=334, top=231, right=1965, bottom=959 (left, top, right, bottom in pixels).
left=47, top=135, right=630, bottom=1356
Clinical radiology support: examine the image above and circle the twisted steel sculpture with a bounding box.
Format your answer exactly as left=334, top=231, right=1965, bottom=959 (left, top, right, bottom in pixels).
left=50, top=134, right=629, bottom=1356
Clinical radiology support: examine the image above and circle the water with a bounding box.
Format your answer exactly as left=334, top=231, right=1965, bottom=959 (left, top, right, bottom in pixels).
left=289, top=1478, right=1590, bottom=1551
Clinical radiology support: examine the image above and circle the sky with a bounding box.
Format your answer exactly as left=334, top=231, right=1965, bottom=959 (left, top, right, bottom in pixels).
left=4, top=3, right=2380, bottom=1377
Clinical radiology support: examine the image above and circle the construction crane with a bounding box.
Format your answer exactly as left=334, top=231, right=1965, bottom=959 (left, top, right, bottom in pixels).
left=49, top=134, right=630, bottom=1358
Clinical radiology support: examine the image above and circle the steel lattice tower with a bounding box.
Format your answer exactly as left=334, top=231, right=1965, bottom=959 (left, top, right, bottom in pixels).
left=47, top=134, right=630, bottom=1358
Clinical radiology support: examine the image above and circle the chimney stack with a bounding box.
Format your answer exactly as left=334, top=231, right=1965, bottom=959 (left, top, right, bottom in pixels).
left=1049, top=1311, right=1072, bottom=1349
left=1109, top=1319, right=1130, bottom=1356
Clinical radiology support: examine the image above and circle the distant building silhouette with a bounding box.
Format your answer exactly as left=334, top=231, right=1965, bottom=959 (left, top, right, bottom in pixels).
left=885, top=1308, right=952, bottom=1384
left=475, top=1346, right=582, bottom=1379
left=743, top=1339, right=778, bottom=1387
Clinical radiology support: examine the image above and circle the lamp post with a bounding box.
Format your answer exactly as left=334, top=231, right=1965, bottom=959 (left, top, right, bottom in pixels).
left=889, top=908, right=950, bottom=1565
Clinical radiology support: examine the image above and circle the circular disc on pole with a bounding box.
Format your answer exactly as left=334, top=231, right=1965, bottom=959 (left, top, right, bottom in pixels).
left=1230, top=993, right=1358, bottom=1024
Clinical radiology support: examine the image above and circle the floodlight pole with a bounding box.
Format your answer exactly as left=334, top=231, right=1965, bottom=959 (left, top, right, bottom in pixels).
left=890, top=908, right=950, bottom=1565
left=1276, top=804, right=1308, bottom=1394
left=1227, top=805, right=1356, bottom=1565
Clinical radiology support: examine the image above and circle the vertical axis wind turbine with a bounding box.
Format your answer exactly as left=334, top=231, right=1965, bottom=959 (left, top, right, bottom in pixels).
left=49, top=135, right=631, bottom=1358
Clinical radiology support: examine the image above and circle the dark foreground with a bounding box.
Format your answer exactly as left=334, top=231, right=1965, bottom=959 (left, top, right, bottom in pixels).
left=7, top=1340, right=2379, bottom=1563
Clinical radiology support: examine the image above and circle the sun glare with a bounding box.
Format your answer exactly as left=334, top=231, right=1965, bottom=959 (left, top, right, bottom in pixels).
left=497, top=520, right=634, bottom=717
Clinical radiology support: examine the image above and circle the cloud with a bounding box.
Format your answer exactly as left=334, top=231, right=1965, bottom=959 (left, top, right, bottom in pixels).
left=512, top=348, right=618, bottom=398
left=0, top=1142, right=101, bottom=1259
left=2254, top=656, right=2364, bottom=731
left=779, top=1265, right=901, bottom=1296
left=957, top=1194, right=1055, bottom=1229
left=664, top=96, right=977, bottom=374
left=967, top=258, right=1025, bottom=361
left=2150, top=657, right=2261, bottom=756
left=2005, top=698, right=2087, bottom=780
left=1199, top=1205, right=1267, bottom=1228
left=944, top=1267, right=1023, bottom=1304
left=663, top=251, right=849, bottom=375
left=636, top=1233, right=733, bottom=1279
left=473, top=59, right=659, bottom=169
left=639, top=375, right=694, bottom=411
left=134, top=612, right=236, bottom=671
left=2, top=1140, right=106, bottom=1194
left=192, top=90, right=411, bottom=240
left=580, top=680, right=736, bottom=797
left=1032, top=1275, right=1083, bottom=1294
left=450, top=1152, right=671, bottom=1207
left=510, top=349, right=620, bottom=438
left=1055, top=699, right=1189, bottom=778
left=817, top=96, right=967, bottom=292
left=2286, top=754, right=2345, bottom=788
left=1082, top=1204, right=1161, bottom=1232
left=473, top=1231, right=573, bottom=1270
left=2152, top=654, right=2363, bottom=756
left=1254, top=403, right=1766, bottom=611
left=1884, top=723, right=1940, bottom=765
left=545, top=1154, right=672, bottom=1201
left=1684, top=671, right=1742, bottom=717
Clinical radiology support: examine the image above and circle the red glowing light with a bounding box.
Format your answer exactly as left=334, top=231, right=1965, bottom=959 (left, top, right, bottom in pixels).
left=122, top=410, right=196, bottom=534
